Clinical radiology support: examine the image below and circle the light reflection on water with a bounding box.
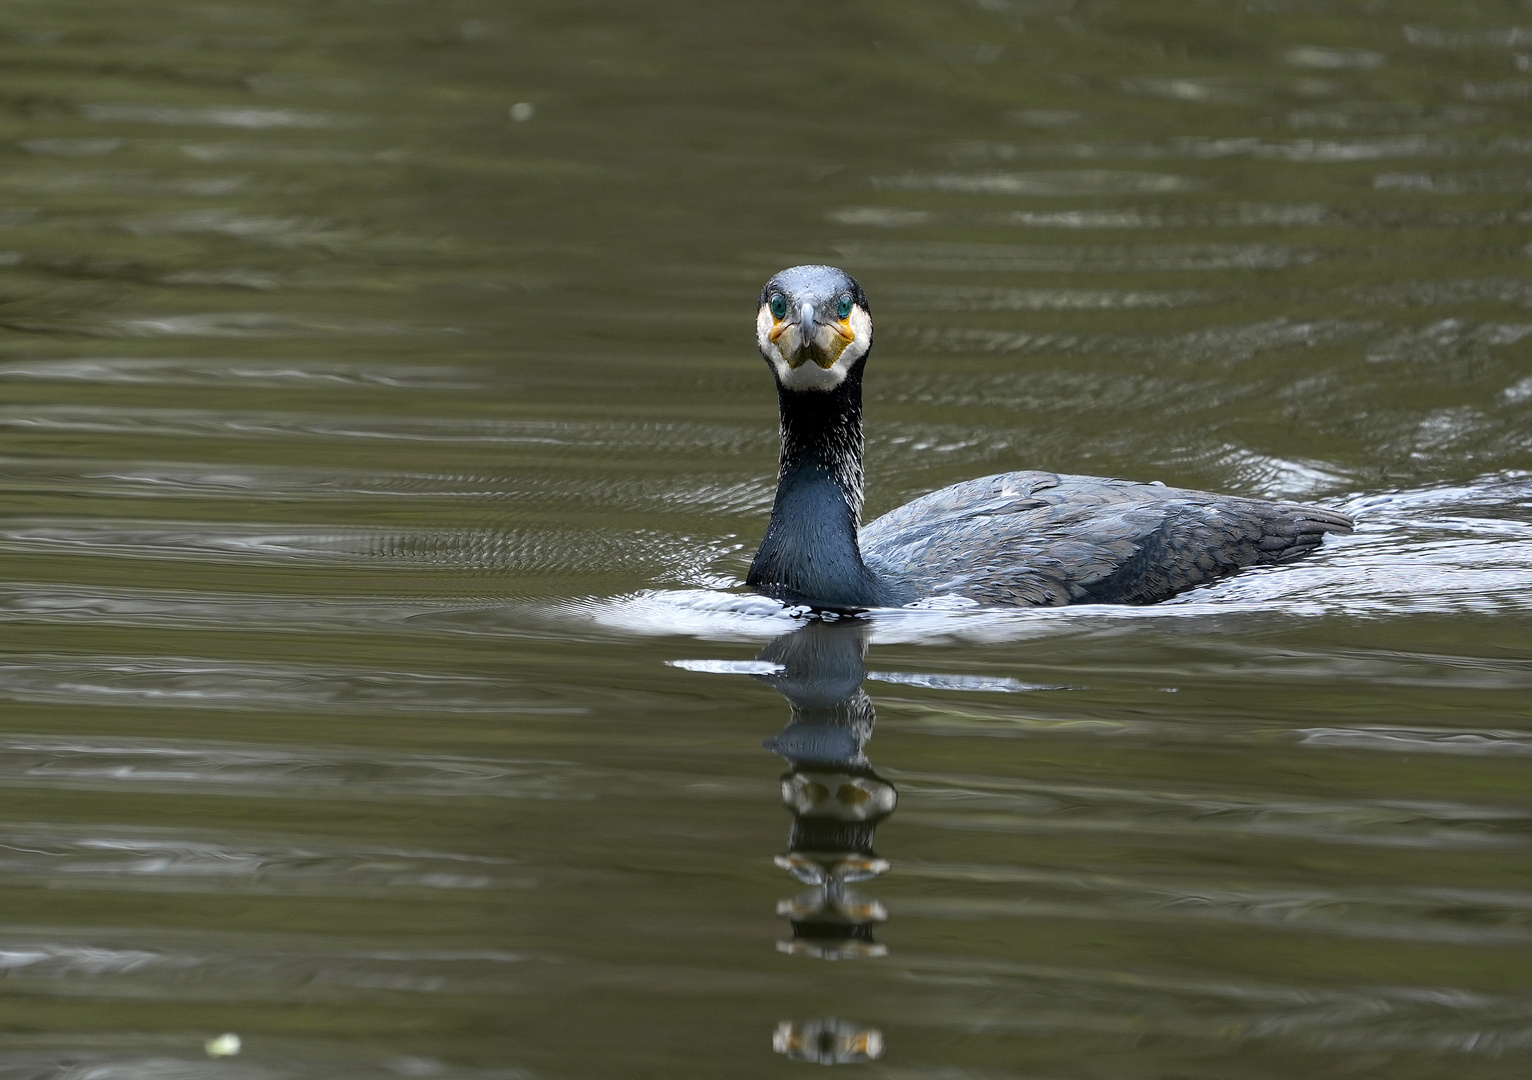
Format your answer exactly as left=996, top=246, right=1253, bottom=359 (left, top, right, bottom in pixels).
left=0, top=0, right=1529, bottom=1076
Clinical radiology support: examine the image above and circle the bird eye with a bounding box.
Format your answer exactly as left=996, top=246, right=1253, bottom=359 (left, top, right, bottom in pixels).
left=836, top=294, right=853, bottom=320
left=769, top=293, right=787, bottom=320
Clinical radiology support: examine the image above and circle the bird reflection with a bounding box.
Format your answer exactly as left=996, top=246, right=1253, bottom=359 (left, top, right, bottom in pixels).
left=754, top=619, right=897, bottom=961
left=754, top=619, right=891, bottom=1064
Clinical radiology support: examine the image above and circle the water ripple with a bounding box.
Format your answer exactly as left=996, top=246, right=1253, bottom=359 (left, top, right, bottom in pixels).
left=0, top=931, right=530, bottom=999
left=892, top=770, right=1530, bottom=851
left=0, top=583, right=512, bottom=637
left=993, top=203, right=1333, bottom=229
left=0, top=825, right=531, bottom=894
left=882, top=314, right=1369, bottom=360
left=866, top=671, right=1062, bottom=693
left=1297, top=727, right=1532, bottom=756
left=0, top=358, right=480, bottom=388
left=81, top=103, right=358, bottom=129
left=1353, top=277, right=1532, bottom=308
left=873, top=170, right=1201, bottom=196
left=1404, top=25, right=1532, bottom=49
left=945, top=135, right=1532, bottom=164
left=87, top=313, right=418, bottom=338
left=0, top=458, right=773, bottom=512
left=121, top=209, right=342, bottom=243
left=0, top=407, right=769, bottom=451
left=832, top=240, right=1314, bottom=273
left=0, top=518, right=735, bottom=578
left=0, top=1047, right=533, bottom=1080
left=0, top=736, right=587, bottom=801
left=898, top=861, right=1532, bottom=945
left=1374, top=170, right=1532, bottom=193
left=882, top=284, right=1210, bottom=311
left=1283, top=46, right=1386, bottom=70
left=893, top=954, right=1532, bottom=1054
left=0, top=654, right=576, bottom=715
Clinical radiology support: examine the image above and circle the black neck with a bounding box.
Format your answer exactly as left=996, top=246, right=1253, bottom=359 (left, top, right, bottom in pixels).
left=747, top=367, right=884, bottom=609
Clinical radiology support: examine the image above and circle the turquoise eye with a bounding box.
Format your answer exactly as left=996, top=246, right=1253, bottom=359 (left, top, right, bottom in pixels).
left=769, top=293, right=787, bottom=320
left=836, top=294, right=853, bottom=320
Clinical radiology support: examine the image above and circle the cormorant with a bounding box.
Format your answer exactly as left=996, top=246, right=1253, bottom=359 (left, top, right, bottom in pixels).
left=745, top=264, right=1352, bottom=610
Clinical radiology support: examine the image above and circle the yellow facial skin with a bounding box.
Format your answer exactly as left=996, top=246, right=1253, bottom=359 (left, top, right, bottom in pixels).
left=756, top=302, right=872, bottom=391
left=764, top=309, right=858, bottom=369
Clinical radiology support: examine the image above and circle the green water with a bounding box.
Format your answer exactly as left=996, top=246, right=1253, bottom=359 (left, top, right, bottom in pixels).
left=0, top=1, right=1530, bottom=1076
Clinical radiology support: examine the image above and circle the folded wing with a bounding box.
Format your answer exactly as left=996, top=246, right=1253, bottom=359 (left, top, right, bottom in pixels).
left=860, top=471, right=1353, bottom=607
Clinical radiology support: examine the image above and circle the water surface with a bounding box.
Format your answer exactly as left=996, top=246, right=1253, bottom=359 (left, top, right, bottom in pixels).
left=0, top=1, right=1530, bottom=1076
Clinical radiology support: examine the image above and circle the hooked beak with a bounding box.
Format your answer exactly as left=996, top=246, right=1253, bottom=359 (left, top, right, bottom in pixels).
left=768, top=301, right=857, bottom=370
left=796, top=301, right=816, bottom=364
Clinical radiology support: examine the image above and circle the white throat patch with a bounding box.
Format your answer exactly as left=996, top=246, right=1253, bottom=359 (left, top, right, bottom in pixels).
left=756, top=304, right=872, bottom=391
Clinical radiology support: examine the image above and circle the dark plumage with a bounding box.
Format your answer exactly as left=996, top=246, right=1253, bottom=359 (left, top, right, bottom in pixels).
left=745, top=265, right=1352, bottom=611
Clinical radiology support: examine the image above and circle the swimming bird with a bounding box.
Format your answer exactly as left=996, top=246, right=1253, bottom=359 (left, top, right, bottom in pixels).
left=746, top=264, right=1353, bottom=610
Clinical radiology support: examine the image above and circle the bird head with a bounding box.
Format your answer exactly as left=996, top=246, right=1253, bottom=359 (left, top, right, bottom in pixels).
left=757, top=265, right=872, bottom=391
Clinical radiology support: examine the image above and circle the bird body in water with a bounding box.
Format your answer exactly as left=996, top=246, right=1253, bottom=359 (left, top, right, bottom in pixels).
left=746, top=264, right=1353, bottom=611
